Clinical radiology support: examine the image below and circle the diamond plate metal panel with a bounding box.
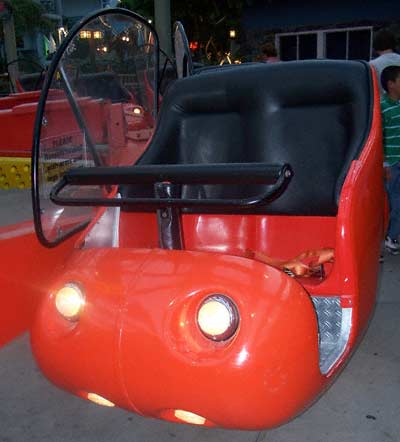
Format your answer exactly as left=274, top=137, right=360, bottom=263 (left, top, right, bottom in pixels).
left=311, top=296, right=352, bottom=374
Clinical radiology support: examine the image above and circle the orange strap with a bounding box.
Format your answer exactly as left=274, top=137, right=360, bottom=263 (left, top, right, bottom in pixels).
left=246, top=248, right=335, bottom=277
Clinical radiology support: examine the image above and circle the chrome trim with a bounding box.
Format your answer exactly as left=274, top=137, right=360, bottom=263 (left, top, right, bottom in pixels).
left=111, top=194, right=121, bottom=248
left=83, top=194, right=120, bottom=248
left=197, top=294, right=239, bottom=342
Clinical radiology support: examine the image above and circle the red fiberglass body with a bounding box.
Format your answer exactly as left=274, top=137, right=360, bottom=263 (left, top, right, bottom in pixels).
left=25, top=9, right=384, bottom=430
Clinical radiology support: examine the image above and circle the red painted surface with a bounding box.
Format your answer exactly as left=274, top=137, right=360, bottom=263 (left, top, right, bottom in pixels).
left=32, top=248, right=323, bottom=429
left=0, top=93, right=153, bottom=160
left=0, top=97, right=107, bottom=157
left=333, top=68, right=384, bottom=351
left=120, top=213, right=336, bottom=256
left=29, top=67, right=384, bottom=430
left=0, top=90, right=64, bottom=111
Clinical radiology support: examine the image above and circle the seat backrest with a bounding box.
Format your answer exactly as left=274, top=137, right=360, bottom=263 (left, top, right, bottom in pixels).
left=126, top=60, right=373, bottom=216
left=75, top=72, right=132, bottom=102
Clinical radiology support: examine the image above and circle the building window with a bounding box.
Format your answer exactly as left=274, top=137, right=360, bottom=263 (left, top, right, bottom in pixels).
left=279, top=33, right=318, bottom=61
left=276, top=27, right=373, bottom=61
left=279, top=35, right=297, bottom=61
left=299, top=33, right=318, bottom=59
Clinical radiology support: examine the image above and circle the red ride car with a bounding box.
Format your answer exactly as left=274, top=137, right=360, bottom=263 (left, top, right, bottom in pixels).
left=20, top=8, right=385, bottom=430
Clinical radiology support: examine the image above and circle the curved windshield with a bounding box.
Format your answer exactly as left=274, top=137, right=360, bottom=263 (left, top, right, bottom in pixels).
left=174, top=21, right=193, bottom=78
left=32, top=10, right=158, bottom=246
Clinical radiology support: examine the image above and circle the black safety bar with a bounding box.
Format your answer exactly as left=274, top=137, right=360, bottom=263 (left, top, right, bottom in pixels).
left=50, top=162, right=293, bottom=210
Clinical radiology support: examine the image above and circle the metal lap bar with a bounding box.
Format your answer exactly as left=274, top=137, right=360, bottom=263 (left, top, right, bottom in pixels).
left=50, top=163, right=293, bottom=210
left=154, top=182, right=183, bottom=250
left=50, top=162, right=292, bottom=250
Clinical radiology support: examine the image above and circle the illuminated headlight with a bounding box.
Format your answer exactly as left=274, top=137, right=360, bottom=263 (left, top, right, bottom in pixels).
left=87, top=393, right=115, bottom=407
left=133, top=107, right=142, bottom=115
left=55, top=283, right=85, bottom=321
left=197, top=295, right=239, bottom=341
left=174, top=409, right=206, bottom=425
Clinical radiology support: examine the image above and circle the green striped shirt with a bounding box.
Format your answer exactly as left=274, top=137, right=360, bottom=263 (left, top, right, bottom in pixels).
left=381, top=94, right=400, bottom=166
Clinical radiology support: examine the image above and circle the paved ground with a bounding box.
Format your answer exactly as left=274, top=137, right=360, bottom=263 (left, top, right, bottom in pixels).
left=0, top=189, right=32, bottom=227
left=0, top=189, right=399, bottom=442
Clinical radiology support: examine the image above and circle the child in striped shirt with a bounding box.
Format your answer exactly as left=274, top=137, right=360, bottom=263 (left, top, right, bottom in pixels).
left=381, top=65, right=400, bottom=254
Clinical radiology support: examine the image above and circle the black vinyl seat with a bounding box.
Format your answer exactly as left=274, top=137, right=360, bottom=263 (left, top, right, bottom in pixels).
left=121, top=60, right=372, bottom=216
left=75, top=72, right=132, bottom=102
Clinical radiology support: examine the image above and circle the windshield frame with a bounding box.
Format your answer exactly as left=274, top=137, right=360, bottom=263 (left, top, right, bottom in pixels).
left=31, top=7, right=160, bottom=247
left=173, top=21, right=193, bottom=78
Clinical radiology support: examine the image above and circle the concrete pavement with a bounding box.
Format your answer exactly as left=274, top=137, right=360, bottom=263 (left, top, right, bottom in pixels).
left=0, top=189, right=399, bottom=442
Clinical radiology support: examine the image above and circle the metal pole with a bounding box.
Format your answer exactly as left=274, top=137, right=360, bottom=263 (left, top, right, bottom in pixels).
left=55, top=0, right=63, bottom=27
left=154, top=0, right=172, bottom=58
left=3, top=14, right=18, bottom=92
left=55, top=0, right=63, bottom=16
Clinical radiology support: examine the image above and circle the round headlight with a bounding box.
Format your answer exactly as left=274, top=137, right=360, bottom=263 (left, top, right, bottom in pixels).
left=54, top=283, right=85, bottom=321
left=197, top=295, right=239, bottom=341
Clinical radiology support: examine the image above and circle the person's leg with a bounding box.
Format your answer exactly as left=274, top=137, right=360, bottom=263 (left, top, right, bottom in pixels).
left=386, top=163, right=400, bottom=252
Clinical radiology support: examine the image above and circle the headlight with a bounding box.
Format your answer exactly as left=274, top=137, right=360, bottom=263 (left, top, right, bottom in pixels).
left=87, top=393, right=115, bottom=407
left=174, top=409, right=206, bottom=425
left=197, top=295, right=239, bottom=341
left=54, top=283, right=85, bottom=321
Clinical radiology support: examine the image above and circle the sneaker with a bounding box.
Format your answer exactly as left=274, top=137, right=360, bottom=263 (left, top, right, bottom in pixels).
left=385, top=236, right=400, bottom=255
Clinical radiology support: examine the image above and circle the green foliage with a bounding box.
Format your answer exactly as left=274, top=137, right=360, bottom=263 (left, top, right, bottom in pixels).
left=116, top=0, right=254, bottom=62
left=118, top=0, right=154, bottom=20
left=10, top=0, right=55, bottom=38
left=171, top=0, right=254, bottom=61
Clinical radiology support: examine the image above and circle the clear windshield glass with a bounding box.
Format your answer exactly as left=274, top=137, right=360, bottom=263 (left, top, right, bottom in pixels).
left=35, top=11, right=158, bottom=245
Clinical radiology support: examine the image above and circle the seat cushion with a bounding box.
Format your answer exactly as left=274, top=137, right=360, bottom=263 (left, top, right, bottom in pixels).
left=122, top=60, right=373, bottom=215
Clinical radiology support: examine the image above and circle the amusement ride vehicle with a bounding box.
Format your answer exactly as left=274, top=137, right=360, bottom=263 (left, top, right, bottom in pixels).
left=1, top=7, right=385, bottom=430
